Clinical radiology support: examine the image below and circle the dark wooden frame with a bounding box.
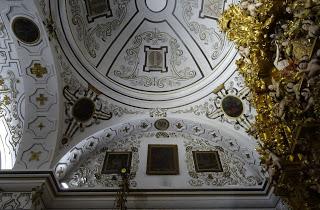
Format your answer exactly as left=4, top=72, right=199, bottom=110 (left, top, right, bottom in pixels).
left=192, top=151, right=223, bottom=172
left=143, top=46, right=168, bottom=73
left=147, top=144, right=179, bottom=175
left=84, top=0, right=112, bottom=23
left=101, top=151, right=132, bottom=174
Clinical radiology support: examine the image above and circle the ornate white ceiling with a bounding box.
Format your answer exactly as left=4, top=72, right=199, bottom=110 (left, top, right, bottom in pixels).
left=0, top=0, right=274, bottom=197
left=53, top=0, right=237, bottom=108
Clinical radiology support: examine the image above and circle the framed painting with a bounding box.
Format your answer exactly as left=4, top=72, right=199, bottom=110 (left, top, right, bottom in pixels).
left=143, top=46, right=168, bottom=73
left=147, top=144, right=179, bottom=175
left=101, top=151, right=132, bottom=174
left=221, top=95, right=243, bottom=118
left=192, top=151, right=223, bottom=172
left=84, top=0, right=112, bottom=22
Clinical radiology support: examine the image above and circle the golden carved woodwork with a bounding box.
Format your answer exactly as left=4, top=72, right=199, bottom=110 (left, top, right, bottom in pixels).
left=219, top=0, right=320, bottom=209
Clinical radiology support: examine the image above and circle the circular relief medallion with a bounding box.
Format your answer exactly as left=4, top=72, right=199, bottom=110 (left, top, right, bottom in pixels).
left=12, top=17, right=40, bottom=44
left=221, top=96, right=243, bottom=118
left=146, top=0, right=167, bottom=12
left=72, top=98, right=95, bottom=122
left=154, top=118, right=170, bottom=131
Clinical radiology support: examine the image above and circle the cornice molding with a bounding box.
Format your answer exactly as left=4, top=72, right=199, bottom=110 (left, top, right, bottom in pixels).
left=0, top=171, right=281, bottom=209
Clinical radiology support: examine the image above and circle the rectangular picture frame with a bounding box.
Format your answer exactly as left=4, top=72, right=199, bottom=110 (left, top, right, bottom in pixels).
left=84, top=0, right=112, bottom=22
left=101, top=151, right=132, bottom=174
left=192, top=151, right=223, bottom=172
left=147, top=144, right=179, bottom=175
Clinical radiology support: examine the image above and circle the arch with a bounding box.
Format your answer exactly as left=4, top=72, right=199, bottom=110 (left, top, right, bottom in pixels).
left=0, top=0, right=61, bottom=169
left=54, top=116, right=263, bottom=187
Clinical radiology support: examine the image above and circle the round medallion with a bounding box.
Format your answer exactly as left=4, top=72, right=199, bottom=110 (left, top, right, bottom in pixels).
left=221, top=96, right=243, bottom=118
left=154, top=118, right=170, bottom=131
left=146, top=0, right=167, bottom=12
left=72, top=98, right=95, bottom=122
left=12, top=17, right=40, bottom=44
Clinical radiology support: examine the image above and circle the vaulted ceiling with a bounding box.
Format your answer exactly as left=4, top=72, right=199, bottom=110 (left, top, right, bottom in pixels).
left=0, top=0, right=271, bottom=195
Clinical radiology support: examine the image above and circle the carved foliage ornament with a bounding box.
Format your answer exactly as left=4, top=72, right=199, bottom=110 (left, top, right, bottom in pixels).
left=69, top=0, right=129, bottom=57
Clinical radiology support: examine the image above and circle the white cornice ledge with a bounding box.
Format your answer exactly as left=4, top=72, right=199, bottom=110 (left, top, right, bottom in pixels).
left=0, top=171, right=282, bottom=209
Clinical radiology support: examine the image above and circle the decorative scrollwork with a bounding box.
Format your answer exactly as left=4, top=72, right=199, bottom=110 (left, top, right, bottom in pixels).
left=62, top=85, right=112, bottom=145
left=114, top=29, right=197, bottom=88
left=69, top=0, right=129, bottom=57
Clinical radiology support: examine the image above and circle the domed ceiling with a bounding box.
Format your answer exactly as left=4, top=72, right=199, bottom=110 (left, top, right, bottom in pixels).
left=0, top=0, right=277, bottom=201
left=54, top=0, right=237, bottom=108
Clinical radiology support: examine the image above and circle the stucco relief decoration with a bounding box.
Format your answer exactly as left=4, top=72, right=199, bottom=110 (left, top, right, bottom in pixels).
left=206, top=83, right=252, bottom=130
left=26, top=62, right=51, bottom=83
left=68, top=0, right=130, bottom=58
left=55, top=116, right=263, bottom=189
left=184, top=137, right=263, bottom=187
left=62, top=85, right=113, bottom=145
left=174, top=72, right=255, bottom=131
left=54, top=43, right=142, bottom=119
left=0, top=71, right=22, bottom=151
left=180, top=0, right=225, bottom=62
left=200, top=0, right=226, bottom=19
left=29, top=88, right=56, bottom=111
left=20, top=143, right=50, bottom=169
left=62, top=135, right=141, bottom=188
left=149, top=108, right=167, bottom=117
left=0, top=18, right=24, bottom=162
left=27, top=116, right=56, bottom=139
left=114, top=29, right=197, bottom=89
left=0, top=192, right=32, bottom=209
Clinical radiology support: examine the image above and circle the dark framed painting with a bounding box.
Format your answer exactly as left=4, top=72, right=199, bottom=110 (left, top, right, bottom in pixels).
left=147, top=144, right=179, bottom=175
left=101, top=152, right=132, bottom=174
left=84, top=0, right=112, bottom=22
left=192, top=151, right=223, bottom=172
left=221, top=95, right=243, bottom=118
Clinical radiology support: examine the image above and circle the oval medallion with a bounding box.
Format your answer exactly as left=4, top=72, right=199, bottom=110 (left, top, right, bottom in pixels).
left=221, top=96, right=243, bottom=118
left=154, top=118, right=170, bottom=131
left=146, top=0, right=167, bottom=12
left=12, top=17, right=40, bottom=44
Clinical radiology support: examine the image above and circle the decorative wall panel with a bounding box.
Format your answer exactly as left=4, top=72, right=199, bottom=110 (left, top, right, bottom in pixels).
left=58, top=130, right=265, bottom=189
left=0, top=15, right=24, bottom=169
left=0, top=1, right=60, bottom=170
left=108, top=22, right=202, bottom=92
left=184, top=136, right=263, bottom=187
